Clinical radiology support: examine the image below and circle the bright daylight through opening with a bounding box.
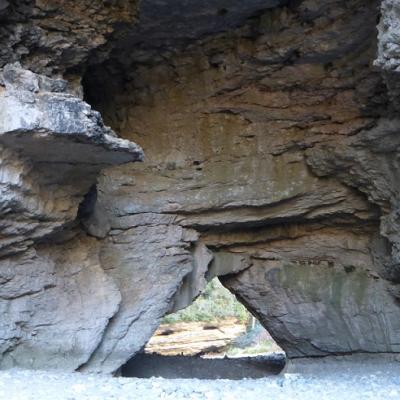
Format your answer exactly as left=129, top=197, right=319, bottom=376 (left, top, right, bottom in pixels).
left=122, top=279, right=286, bottom=379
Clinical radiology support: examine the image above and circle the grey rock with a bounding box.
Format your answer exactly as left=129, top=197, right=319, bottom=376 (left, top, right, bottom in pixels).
left=80, top=216, right=199, bottom=373
left=0, top=237, right=121, bottom=371
left=0, top=63, right=143, bottom=165
left=3, top=0, right=400, bottom=376
left=0, top=64, right=142, bottom=258
left=221, top=231, right=400, bottom=357
left=0, top=0, right=9, bottom=12
left=0, top=64, right=142, bottom=371
left=376, top=0, right=400, bottom=109
left=81, top=0, right=400, bottom=371
left=169, top=242, right=214, bottom=313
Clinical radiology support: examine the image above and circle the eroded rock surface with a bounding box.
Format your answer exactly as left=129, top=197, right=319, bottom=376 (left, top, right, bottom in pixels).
left=0, top=0, right=138, bottom=75
left=1, top=0, right=400, bottom=374
left=0, top=62, right=142, bottom=370
left=0, top=236, right=121, bottom=371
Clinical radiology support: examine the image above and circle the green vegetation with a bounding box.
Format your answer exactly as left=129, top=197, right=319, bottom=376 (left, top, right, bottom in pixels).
left=226, top=339, right=280, bottom=356
left=162, top=279, right=249, bottom=324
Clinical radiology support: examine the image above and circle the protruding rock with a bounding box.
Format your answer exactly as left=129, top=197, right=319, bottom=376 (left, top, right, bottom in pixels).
left=0, top=63, right=143, bottom=257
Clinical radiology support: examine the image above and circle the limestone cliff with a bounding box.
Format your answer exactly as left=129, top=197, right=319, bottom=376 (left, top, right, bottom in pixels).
left=1, top=0, right=400, bottom=374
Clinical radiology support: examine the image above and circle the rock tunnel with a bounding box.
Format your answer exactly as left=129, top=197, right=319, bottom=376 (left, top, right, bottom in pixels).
left=1, top=0, right=400, bottom=375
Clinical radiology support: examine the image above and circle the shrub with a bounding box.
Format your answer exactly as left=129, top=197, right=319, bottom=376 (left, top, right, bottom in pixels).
left=162, top=279, right=249, bottom=324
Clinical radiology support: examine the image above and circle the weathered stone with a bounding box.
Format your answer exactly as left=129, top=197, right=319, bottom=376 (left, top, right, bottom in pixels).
left=0, top=63, right=142, bottom=257
left=0, top=236, right=121, bottom=371
left=221, top=227, right=400, bottom=357
left=0, top=63, right=143, bottom=165
left=0, top=62, right=142, bottom=371
left=1, top=0, right=400, bottom=376
left=376, top=0, right=400, bottom=109
left=0, top=1, right=138, bottom=75
left=81, top=217, right=199, bottom=373
left=80, top=0, right=400, bottom=372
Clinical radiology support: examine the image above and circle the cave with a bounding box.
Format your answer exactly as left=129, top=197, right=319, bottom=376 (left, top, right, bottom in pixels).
left=1, top=0, right=400, bottom=380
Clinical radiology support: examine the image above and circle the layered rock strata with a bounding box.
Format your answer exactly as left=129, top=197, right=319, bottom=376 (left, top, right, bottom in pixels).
left=1, top=0, right=400, bottom=374
left=0, top=62, right=143, bottom=370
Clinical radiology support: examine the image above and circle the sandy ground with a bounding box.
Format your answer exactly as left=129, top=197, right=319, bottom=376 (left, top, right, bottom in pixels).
left=2, top=364, right=400, bottom=400
left=145, top=319, right=282, bottom=357
left=145, top=319, right=247, bottom=356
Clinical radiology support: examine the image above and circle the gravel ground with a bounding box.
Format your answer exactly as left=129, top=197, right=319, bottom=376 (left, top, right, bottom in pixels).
left=1, top=366, right=400, bottom=400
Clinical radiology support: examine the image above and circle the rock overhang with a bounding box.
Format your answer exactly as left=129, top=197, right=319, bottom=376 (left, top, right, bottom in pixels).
left=120, top=0, right=286, bottom=54
left=0, top=63, right=143, bottom=166
left=1, top=0, right=400, bottom=376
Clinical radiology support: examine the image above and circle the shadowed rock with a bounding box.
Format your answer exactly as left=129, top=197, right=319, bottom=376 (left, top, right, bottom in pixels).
left=1, top=0, right=400, bottom=375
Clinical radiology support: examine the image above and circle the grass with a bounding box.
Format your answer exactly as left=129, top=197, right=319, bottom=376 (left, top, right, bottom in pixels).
left=226, top=339, right=280, bottom=356
left=162, top=279, right=249, bottom=324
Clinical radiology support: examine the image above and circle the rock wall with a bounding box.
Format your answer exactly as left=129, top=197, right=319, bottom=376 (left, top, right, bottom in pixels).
left=0, top=62, right=143, bottom=371
left=1, top=0, right=400, bottom=374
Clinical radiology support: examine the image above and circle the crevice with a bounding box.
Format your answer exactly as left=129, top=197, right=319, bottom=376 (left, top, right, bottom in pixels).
left=77, top=184, right=98, bottom=231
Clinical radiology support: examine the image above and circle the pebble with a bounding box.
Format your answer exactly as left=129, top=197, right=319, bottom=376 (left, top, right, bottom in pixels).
left=2, top=368, right=400, bottom=400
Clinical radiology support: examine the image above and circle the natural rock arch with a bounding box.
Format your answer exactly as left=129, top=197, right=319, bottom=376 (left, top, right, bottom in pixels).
left=0, top=0, right=400, bottom=374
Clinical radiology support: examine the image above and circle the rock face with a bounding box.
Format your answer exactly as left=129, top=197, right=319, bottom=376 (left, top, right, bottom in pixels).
left=0, top=0, right=137, bottom=75
left=1, top=0, right=400, bottom=374
left=0, top=62, right=142, bottom=258
left=0, top=62, right=142, bottom=370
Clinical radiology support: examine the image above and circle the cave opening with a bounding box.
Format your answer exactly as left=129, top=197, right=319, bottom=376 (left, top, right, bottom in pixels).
left=4, top=2, right=400, bottom=395
left=75, top=0, right=395, bottom=378
left=121, top=278, right=286, bottom=379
